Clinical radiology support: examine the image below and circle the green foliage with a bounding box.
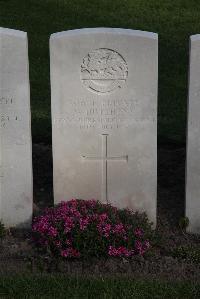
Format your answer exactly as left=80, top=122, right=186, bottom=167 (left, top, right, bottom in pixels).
left=0, top=220, right=5, bottom=238
left=171, top=245, right=200, bottom=264
left=0, top=275, right=200, bottom=298
left=179, top=217, right=189, bottom=230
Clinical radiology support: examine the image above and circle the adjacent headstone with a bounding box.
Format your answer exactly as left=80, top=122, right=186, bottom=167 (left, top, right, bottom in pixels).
left=0, top=28, right=32, bottom=227
left=186, top=34, right=200, bottom=233
left=50, top=28, right=158, bottom=224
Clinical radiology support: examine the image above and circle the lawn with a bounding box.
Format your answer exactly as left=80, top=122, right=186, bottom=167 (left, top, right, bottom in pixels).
left=0, top=275, right=199, bottom=298
left=0, top=0, right=199, bottom=143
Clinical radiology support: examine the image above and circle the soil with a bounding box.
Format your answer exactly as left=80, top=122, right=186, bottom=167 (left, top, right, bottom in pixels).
left=0, top=143, right=200, bottom=281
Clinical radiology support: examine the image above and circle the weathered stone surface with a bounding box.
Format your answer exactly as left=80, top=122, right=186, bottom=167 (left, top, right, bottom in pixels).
left=50, top=28, right=157, bottom=224
left=0, top=28, right=32, bottom=227
left=186, top=34, right=200, bottom=233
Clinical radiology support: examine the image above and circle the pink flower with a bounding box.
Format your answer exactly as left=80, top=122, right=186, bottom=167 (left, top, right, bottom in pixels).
left=87, top=199, right=97, bottom=208
left=108, top=246, right=119, bottom=256
left=79, top=217, right=90, bottom=230
left=108, top=246, right=134, bottom=257
left=91, top=214, right=98, bottom=221
left=32, top=215, right=50, bottom=234
left=143, top=240, right=150, bottom=249
left=48, top=226, right=58, bottom=237
left=112, top=223, right=125, bottom=235
left=135, top=240, right=142, bottom=250
left=134, top=239, right=149, bottom=255
left=61, top=249, right=68, bottom=257
left=64, top=216, right=74, bottom=233
left=98, top=213, right=108, bottom=222
left=69, top=199, right=78, bottom=208
left=134, top=228, right=143, bottom=237
left=97, top=223, right=111, bottom=238
left=32, top=199, right=151, bottom=260
left=61, top=248, right=80, bottom=258
left=65, top=239, right=72, bottom=246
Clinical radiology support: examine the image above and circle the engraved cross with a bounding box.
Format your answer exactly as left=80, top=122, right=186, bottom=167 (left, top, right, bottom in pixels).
left=82, top=134, right=128, bottom=203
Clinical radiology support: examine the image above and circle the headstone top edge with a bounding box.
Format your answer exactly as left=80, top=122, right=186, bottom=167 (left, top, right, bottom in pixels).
left=190, top=34, right=200, bottom=42
left=0, top=27, right=27, bottom=38
left=50, top=28, right=158, bottom=41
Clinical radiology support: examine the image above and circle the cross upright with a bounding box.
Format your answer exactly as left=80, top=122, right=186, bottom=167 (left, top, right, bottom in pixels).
left=82, top=134, right=128, bottom=203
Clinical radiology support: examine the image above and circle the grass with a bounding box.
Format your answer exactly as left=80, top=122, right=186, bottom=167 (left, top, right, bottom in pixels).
left=171, top=245, right=200, bottom=264
left=0, top=275, right=199, bottom=298
left=0, top=0, right=199, bottom=143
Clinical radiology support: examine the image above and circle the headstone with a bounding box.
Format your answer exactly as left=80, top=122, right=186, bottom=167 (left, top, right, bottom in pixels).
left=186, top=34, right=200, bottom=233
left=50, top=28, right=158, bottom=225
left=0, top=28, right=32, bottom=227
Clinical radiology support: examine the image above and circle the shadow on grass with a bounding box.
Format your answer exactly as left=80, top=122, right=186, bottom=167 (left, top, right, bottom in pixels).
left=0, top=275, right=200, bottom=298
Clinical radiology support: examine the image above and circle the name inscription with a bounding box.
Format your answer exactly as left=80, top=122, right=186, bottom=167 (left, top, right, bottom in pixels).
left=53, top=98, right=155, bottom=130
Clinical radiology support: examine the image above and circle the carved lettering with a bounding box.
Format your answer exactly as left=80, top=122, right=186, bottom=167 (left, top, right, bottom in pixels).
left=0, top=96, right=13, bottom=104
left=0, top=95, right=22, bottom=128
left=53, top=97, right=155, bottom=130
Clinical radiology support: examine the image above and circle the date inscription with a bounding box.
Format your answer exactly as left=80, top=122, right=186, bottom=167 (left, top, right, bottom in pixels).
left=53, top=98, right=155, bottom=130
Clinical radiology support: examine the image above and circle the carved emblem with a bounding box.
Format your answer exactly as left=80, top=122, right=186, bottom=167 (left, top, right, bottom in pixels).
left=81, top=48, right=128, bottom=94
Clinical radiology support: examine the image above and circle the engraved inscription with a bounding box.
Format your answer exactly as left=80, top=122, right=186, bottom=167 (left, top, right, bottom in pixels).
left=81, top=48, right=128, bottom=94
left=82, top=134, right=128, bottom=203
left=0, top=115, right=22, bottom=128
left=53, top=97, right=155, bottom=130
left=0, top=96, right=13, bottom=105
left=0, top=94, right=22, bottom=128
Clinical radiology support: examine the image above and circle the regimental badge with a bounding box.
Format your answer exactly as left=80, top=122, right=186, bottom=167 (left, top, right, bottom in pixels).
left=81, top=48, right=128, bottom=94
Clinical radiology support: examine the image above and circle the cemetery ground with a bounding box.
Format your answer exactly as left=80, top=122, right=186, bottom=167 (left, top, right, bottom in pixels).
left=0, top=276, right=200, bottom=299
left=0, top=143, right=200, bottom=296
left=1, top=0, right=200, bottom=297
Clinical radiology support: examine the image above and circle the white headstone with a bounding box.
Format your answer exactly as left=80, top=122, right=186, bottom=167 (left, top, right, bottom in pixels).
left=50, top=28, right=158, bottom=225
left=0, top=28, right=32, bottom=227
left=186, top=34, right=200, bottom=233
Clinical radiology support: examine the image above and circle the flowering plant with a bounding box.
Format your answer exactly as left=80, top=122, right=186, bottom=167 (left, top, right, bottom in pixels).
left=32, top=199, right=153, bottom=259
